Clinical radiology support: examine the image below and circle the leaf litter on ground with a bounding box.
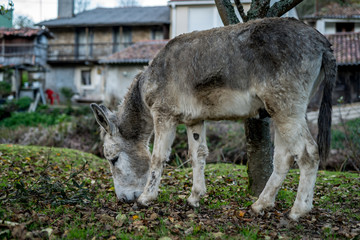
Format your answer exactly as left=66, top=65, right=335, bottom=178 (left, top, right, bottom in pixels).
left=0, top=144, right=359, bottom=239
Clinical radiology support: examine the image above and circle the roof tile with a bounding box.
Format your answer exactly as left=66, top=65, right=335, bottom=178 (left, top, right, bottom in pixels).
left=37, top=6, right=170, bottom=27
left=0, top=28, right=49, bottom=38
left=304, top=3, right=360, bottom=19
left=326, top=31, right=360, bottom=66
left=100, top=40, right=168, bottom=64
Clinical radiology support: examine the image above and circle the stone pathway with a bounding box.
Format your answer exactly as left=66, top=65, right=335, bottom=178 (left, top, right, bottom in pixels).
left=307, top=102, right=360, bottom=125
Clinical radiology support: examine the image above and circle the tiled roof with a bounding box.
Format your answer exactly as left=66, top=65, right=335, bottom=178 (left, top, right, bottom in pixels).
left=326, top=32, right=360, bottom=66
left=0, top=28, right=53, bottom=38
left=100, top=40, right=168, bottom=64
left=101, top=32, right=360, bottom=66
left=37, top=6, right=170, bottom=27
left=303, top=3, right=360, bottom=19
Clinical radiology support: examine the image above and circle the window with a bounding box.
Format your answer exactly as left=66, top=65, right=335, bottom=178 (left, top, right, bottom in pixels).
left=81, top=70, right=91, bottom=86
left=336, top=22, right=355, bottom=33
left=121, top=27, right=132, bottom=46
left=75, top=28, right=93, bottom=59
left=151, top=27, right=163, bottom=40
left=113, top=27, right=120, bottom=53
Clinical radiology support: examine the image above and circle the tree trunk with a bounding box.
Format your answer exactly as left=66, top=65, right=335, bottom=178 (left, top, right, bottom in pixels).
left=215, top=0, right=303, bottom=196
left=245, top=117, right=273, bottom=196
left=215, top=0, right=303, bottom=197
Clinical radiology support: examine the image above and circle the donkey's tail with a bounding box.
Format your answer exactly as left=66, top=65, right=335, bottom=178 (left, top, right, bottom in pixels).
left=317, top=50, right=337, bottom=163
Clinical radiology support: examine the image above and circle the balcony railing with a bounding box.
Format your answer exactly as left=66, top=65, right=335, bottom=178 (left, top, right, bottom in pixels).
left=47, top=42, right=133, bottom=62
left=0, top=44, right=34, bottom=56
left=0, top=43, right=47, bottom=66
left=0, top=42, right=133, bottom=64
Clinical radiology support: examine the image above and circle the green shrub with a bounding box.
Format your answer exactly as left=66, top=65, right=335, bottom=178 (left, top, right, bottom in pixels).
left=331, top=129, right=345, bottom=149
left=0, top=81, right=11, bottom=98
left=16, top=96, right=33, bottom=110
left=60, top=87, right=75, bottom=107
left=0, top=112, right=70, bottom=128
left=331, top=118, right=360, bottom=171
left=332, top=119, right=360, bottom=150
left=0, top=97, right=33, bottom=121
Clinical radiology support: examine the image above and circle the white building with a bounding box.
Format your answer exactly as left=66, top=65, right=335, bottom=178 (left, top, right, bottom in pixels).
left=168, top=0, right=298, bottom=38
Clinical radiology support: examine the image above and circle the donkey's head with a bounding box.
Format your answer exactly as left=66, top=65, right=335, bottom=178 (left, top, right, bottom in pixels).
left=90, top=103, right=150, bottom=203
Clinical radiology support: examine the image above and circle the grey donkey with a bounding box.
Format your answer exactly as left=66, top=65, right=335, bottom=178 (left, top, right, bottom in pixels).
left=91, top=17, right=336, bottom=221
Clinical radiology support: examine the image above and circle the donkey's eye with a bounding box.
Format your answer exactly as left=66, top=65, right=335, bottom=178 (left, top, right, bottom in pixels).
left=110, top=156, right=119, bottom=165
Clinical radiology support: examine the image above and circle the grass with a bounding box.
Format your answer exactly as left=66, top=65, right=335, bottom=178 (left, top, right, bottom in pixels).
left=0, top=144, right=359, bottom=239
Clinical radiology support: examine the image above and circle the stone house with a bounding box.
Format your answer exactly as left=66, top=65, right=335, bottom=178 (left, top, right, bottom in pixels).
left=302, top=3, right=360, bottom=104
left=37, top=1, right=170, bottom=102
left=327, top=32, right=360, bottom=104
left=302, top=3, right=360, bottom=35
left=0, top=28, right=53, bottom=99
left=99, top=40, right=168, bottom=105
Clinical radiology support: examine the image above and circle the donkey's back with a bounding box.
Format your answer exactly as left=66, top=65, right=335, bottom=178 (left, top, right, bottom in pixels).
left=145, top=18, right=332, bottom=125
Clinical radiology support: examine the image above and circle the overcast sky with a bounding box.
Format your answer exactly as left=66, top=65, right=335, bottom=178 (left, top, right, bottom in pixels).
left=0, top=0, right=168, bottom=24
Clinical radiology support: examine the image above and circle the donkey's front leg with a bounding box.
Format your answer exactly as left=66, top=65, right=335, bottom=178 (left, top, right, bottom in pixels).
left=137, top=117, right=177, bottom=206
left=186, top=122, right=208, bottom=207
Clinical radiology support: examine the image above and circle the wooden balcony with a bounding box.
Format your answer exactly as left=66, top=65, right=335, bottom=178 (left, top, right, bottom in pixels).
left=0, top=43, right=47, bottom=67
left=47, top=42, right=133, bottom=63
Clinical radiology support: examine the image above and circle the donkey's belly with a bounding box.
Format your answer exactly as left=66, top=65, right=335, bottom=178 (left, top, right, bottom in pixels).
left=177, top=88, right=264, bottom=123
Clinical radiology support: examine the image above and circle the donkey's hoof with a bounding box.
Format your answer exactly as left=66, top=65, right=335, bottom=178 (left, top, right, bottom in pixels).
left=251, top=202, right=265, bottom=216
left=137, top=194, right=153, bottom=207
left=289, top=208, right=309, bottom=221
left=289, top=203, right=311, bottom=221
left=187, top=196, right=200, bottom=208
left=288, top=211, right=301, bottom=221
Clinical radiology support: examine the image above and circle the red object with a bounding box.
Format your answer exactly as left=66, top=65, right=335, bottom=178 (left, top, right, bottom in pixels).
left=45, top=89, right=60, bottom=105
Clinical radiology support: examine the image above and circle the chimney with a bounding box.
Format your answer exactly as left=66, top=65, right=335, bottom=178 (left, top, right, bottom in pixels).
left=58, top=0, right=74, bottom=18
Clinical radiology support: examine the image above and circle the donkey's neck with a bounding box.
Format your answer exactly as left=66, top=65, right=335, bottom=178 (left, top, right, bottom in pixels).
left=117, top=76, right=153, bottom=142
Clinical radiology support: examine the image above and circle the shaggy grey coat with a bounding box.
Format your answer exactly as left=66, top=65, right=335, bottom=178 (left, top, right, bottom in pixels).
left=91, top=17, right=336, bottom=221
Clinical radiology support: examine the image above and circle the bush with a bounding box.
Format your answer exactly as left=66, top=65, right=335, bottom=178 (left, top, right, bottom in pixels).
left=0, top=97, right=33, bottom=121
left=0, top=81, right=11, bottom=98
left=0, top=111, right=70, bottom=128
left=0, top=114, right=102, bottom=156
left=15, top=96, right=33, bottom=110
left=60, top=87, right=75, bottom=106
left=330, top=118, right=360, bottom=171
left=331, top=119, right=360, bottom=150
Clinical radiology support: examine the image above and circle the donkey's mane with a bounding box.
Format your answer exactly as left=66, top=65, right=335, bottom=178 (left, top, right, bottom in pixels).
left=116, top=71, right=144, bottom=118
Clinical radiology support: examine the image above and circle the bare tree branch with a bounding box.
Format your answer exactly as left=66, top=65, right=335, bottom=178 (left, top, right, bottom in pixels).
left=247, top=0, right=271, bottom=20
left=234, top=0, right=248, bottom=22
left=74, top=0, right=90, bottom=14
left=214, top=0, right=240, bottom=26
left=118, top=0, right=139, bottom=7
left=266, top=0, right=303, bottom=17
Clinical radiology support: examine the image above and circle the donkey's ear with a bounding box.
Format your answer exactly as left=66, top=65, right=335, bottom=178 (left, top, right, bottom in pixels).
left=90, top=103, right=116, bottom=135
left=99, top=104, right=112, bottom=115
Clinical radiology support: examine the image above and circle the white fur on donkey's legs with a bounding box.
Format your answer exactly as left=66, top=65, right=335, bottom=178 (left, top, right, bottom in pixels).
left=137, top=169, right=161, bottom=206
left=138, top=119, right=177, bottom=206
left=251, top=128, right=292, bottom=215
left=289, top=143, right=319, bottom=221
left=186, top=122, right=208, bottom=207
left=251, top=170, right=286, bottom=214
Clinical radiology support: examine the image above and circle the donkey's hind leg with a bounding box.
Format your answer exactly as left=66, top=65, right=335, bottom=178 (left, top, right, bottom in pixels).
left=251, top=126, right=293, bottom=214
left=275, top=118, right=319, bottom=220
left=253, top=116, right=319, bottom=221
left=186, top=121, right=208, bottom=207
left=289, top=127, right=320, bottom=220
